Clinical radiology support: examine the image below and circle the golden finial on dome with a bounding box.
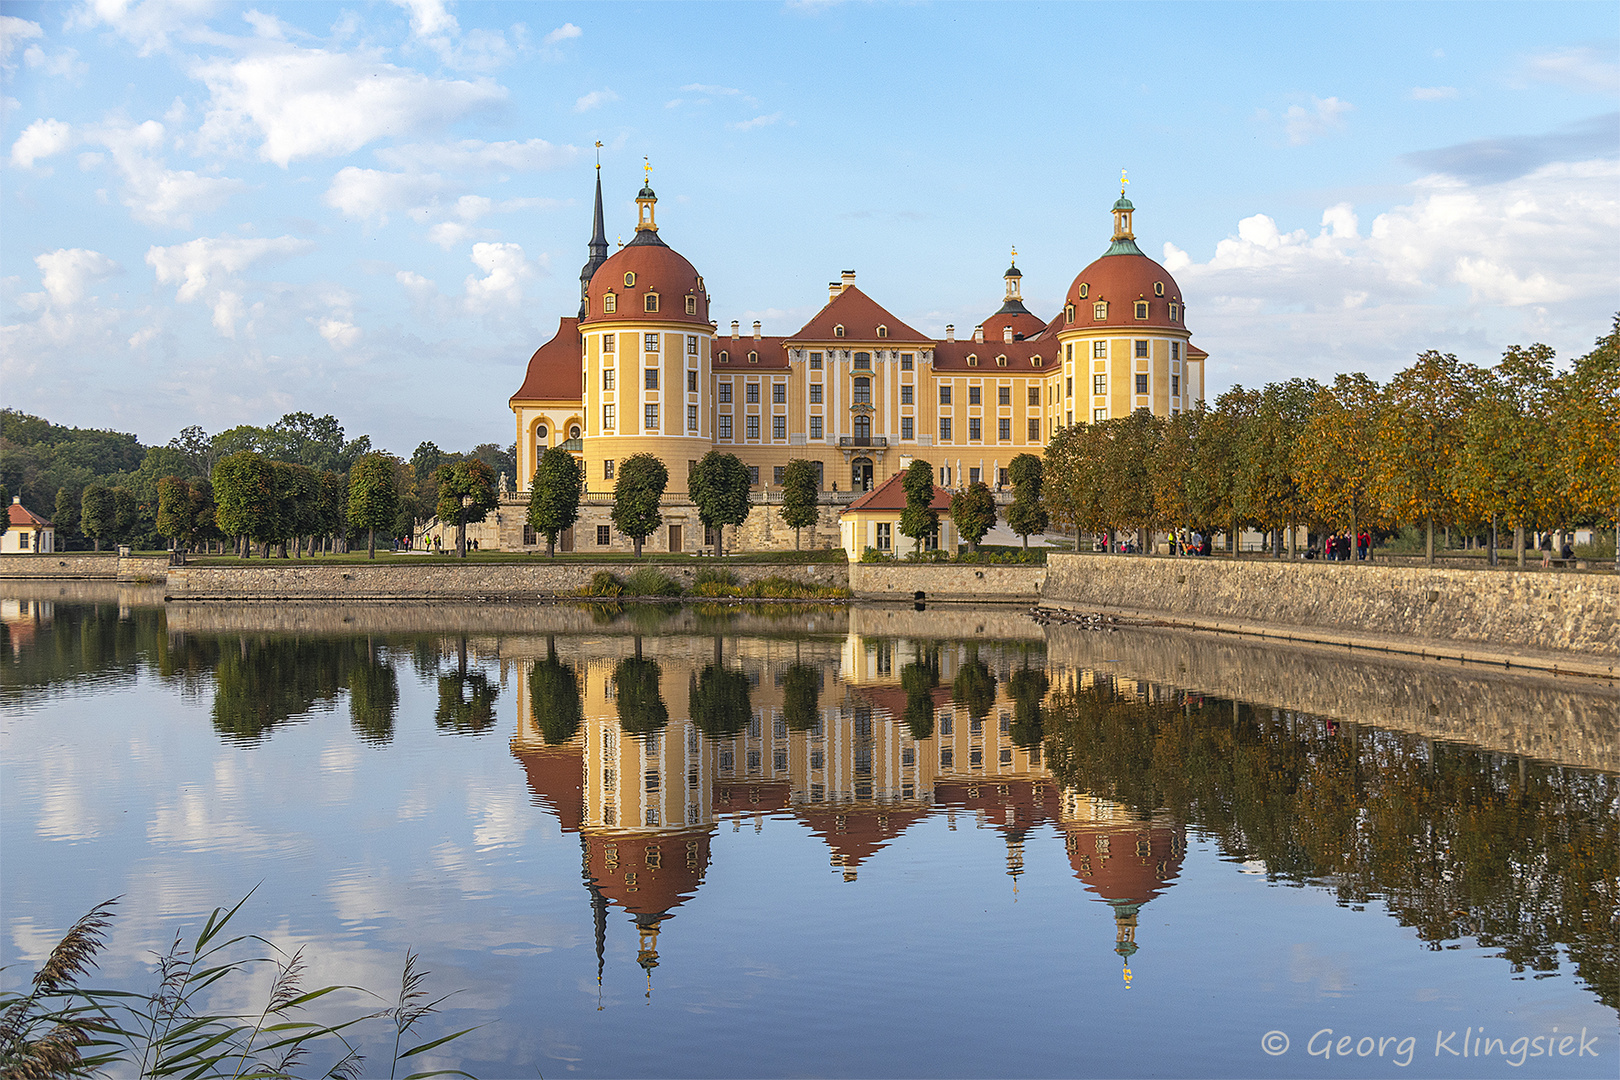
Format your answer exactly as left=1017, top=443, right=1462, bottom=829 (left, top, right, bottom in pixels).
left=1010, top=245, right=1017, bottom=266
left=1123, top=963, right=1132, bottom=989
left=1120, top=168, right=1129, bottom=196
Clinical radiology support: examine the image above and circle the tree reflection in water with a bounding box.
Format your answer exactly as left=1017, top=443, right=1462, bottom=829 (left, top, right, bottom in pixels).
left=434, top=636, right=498, bottom=735
left=530, top=636, right=584, bottom=746
left=614, top=637, right=667, bottom=735
left=1042, top=677, right=1620, bottom=1010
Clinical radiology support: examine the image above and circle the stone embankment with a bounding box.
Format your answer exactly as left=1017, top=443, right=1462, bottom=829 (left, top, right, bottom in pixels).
left=1041, top=553, right=1617, bottom=676
left=847, top=562, right=1045, bottom=601
left=0, top=552, right=170, bottom=581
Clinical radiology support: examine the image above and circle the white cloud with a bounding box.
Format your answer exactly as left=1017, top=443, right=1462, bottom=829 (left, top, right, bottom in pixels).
left=241, top=9, right=291, bottom=40
left=376, top=138, right=575, bottom=172
left=316, top=316, right=361, bottom=348
left=195, top=46, right=507, bottom=166
left=463, top=242, right=531, bottom=311
left=393, top=0, right=457, bottom=39
left=1173, top=158, right=1619, bottom=388
left=35, top=249, right=120, bottom=307
left=1410, top=86, right=1458, bottom=101
left=1523, top=45, right=1620, bottom=94
left=544, top=23, right=582, bottom=45
left=0, top=16, right=42, bottom=70
left=681, top=83, right=744, bottom=97
left=1283, top=96, right=1353, bottom=145
left=92, top=119, right=247, bottom=228
left=68, top=0, right=215, bottom=57
left=147, top=234, right=312, bottom=307
left=10, top=118, right=72, bottom=168
left=730, top=111, right=782, bottom=131
left=323, top=166, right=446, bottom=222
left=23, top=42, right=85, bottom=78
left=574, top=88, right=619, bottom=113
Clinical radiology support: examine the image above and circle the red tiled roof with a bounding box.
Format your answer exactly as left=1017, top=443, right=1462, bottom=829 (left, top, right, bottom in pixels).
left=583, top=239, right=711, bottom=328
left=1063, top=820, right=1185, bottom=904
left=8, top=501, right=50, bottom=528
left=711, top=335, right=789, bottom=369
left=510, top=317, right=584, bottom=404
left=1063, top=252, right=1187, bottom=333
left=584, top=826, right=713, bottom=916
left=843, top=471, right=952, bottom=514
left=975, top=310, right=1049, bottom=341
left=1187, top=343, right=1208, bottom=360
left=512, top=743, right=585, bottom=834
left=793, top=804, right=930, bottom=871
left=788, top=285, right=931, bottom=344
left=932, top=339, right=1052, bottom=374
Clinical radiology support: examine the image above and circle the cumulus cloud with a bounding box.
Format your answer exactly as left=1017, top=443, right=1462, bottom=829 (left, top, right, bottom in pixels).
left=543, top=23, right=582, bottom=45
left=323, top=166, right=446, bottom=222
left=194, top=45, right=506, bottom=166
left=316, top=316, right=361, bottom=348
left=35, top=249, right=120, bottom=307
left=376, top=138, right=575, bottom=172
left=462, top=242, right=531, bottom=311
left=0, top=15, right=42, bottom=70
left=574, top=88, right=619, bottom=113
left=93, top=119, right=247, bottom=227
left=1283, top=96, right=1353, bottom=145
left=147, top=234, right=312, bottom=336
left=1522, top=45, right=1620, bottom=94
left=67, top=0, right=215, bottom=56
left=1409, top=86, right=1458, bottom=100
left=1170, top=158, right=1619, bottom=388
left=391, top=0, right=514, bottom=71
left=10, top=118, right=72, bottom=168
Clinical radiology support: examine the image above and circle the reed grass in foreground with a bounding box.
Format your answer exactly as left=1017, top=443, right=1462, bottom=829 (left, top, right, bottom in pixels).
left=0, top=894, right=476, bottom=1079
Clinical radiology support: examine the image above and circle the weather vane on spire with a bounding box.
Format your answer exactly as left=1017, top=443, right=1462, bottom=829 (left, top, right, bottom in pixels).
left=1120, top=169, right=1129, bottom=195
left=595, top=140, right=602, bottom=169
left=1010, top=245, right=1017, bottom=264
left=644, top=156, right=652, bottom=185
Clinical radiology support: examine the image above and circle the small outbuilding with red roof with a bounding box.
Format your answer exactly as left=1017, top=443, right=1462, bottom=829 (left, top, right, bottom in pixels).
left=4, top=497, right=54, bottom=554
left=838, top=471, right=957, bottom=560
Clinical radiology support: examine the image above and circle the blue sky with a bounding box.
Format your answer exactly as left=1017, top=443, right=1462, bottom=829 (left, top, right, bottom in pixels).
left=3, top=1, right=1616, bottom=456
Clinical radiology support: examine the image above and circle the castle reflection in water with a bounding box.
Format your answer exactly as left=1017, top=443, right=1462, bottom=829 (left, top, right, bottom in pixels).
left=508, top=628, right=1185, bottom=989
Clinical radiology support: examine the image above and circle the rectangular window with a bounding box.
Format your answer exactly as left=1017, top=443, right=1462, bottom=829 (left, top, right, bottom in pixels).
left=773, top=465, right=786, bottom=485
left=1094, top=374, right=1106, bottom=395
left=602, top=404, right=616, bottom=430
left=687, top=334, right=698, bottom=355
left=773, top=415, right=786, bottom=439
left=718, top=415, right=732, bottom=439
left=1094, top=302, right=1107, bottom=320
left=810, top=383, right=823, bottom=404
left=876, top=522, right=891, bottom=550
left=939, top=385, right=952, bottom=404
left=1066, top=377, right=1073, bottom=399
left=901, top=416, right=914, bottom=440
left=810, top=416, right=823, bottom=439
left=1028, top=386, right=1040, bottom=406
left=1093, top=340, right=1107, bottom=358
left=1135, top=301, right=1149, bottom=319
left=900, top=353, right=913, bottom=370
left=969, top=418, right=981, bottom=440
left=1172, top=375, right=1181, bottom=396
left=603, top=368, right=615, bottom=390
left=1066, top=343, right=1074, bottom=362
left=644, top=403, right=658, bottom=431
left=1135, top=373, right=1149, bottom=394
left=746, top=415, right=760, bottom=440
left=748, top=465, right=760, bottom=485
left=853, top=352, right=871, bottom=369
left=998, top=418, right=1010, bottom=440
left=969, top=467, right=980, bottom=484
left=1169, top=303, right=1180, bottom=321
left=644, top=333, right=659, bottom=352
left=941, top=749, right=953, bottom=769
left=773, top=383, right=786, bottom=404
left=1027, top=418, right=1040, bottom=441
left=645, top=368, right=658, bottom=390
left=603, top=333, right=616, bottom=354
left=604, top=459, right=615, bottom=479
left=969, top=386, right=981, bottom=405
left=1093, top=408, right=1105, bottom=422
left=900, top=384, right=913, bottom=405
left=597, top=524, right=611, bottom=545
left=688, top=404, right=699, bottom=431
left=1135, top=340, right=1149, bottom=358
left=809, top=352, right=822, bottom=369
left=645, top=293, right=659, bottom=313
left=1171, top=341, right=1181, bottom=360
left=998, top=386, right=1010, bottom=406
left=719, top=383, right=732, bottom=403
left=687, top=370, right=698, bottom=392
left=746, top=384, right=759, bottom=404
left=853, top=378, right=871, bottom=404
left=940, top=418, right=952, bottom=441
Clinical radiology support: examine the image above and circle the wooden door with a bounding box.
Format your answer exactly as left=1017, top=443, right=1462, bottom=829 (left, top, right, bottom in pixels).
left=668, top=524, right=682, bottom=552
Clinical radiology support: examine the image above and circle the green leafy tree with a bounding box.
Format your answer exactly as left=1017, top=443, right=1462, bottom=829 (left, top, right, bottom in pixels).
left=529, top=638, right=583, bottom=745
left=154, top=477, right=195, bottom=552
left=348, top=643, right=399, bottom=745
left=435, top=671, right=498, bottom=734
left=898, top=457, right=939, bottom=550
left=690, top=451, right=751, bottom=556
left=528, top=446, right=584, bottom=556
left=433, top=458, right=498, bottom=558
left=1007, top=665, right=1051, bottom=749
left=1099, top=410, right=1163, bottom=553
left=1238, top=380, right=1319, bottom=555
left=111, top=488, right=139, bottom=547
left=781, top=663, right=822, bottom=731
left=52, top=488, right=79, bottom=549
left=779, top=459, right=821, bottom=550
left=315, top=470, right=343, bottom=554
left=1005, top=453, right=1047, bottom=550
left=950, top=480, right=997, bottom=552
left=211, top=452, right=275, bottom=557
left=611, top=453, right=668, bottom=557
left=1151, top=406, right=1202, bottom=553
left=691, top=661, right=752, bottom=739
left=1374, top=351, right=1476, bottom=564
left=1296, top=374, right=1384, bottom=559
left=79, top=485, right=116, bottom=551
left=951, top=646, right=997, bottom=724
left=270, top=461, right=320, bottom=557
left=1454, top=345, right=1559, bottom=566
left=1192, top=387, right=1259, bottom=556
left=349, top=452, right=401, bottom=559
left=1043, top=422, right=1107, bottom=549
left=167, top=425, right=218, bottom=479
left=900, top=648, right=940, bottom=740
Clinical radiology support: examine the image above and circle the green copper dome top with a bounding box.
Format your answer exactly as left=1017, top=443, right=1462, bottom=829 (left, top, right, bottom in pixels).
left=1103, top=236, right=1145, bottom=257
left=638, top=184, right=656, bottom=199
left=1113, top=196, right=1134, bottom=211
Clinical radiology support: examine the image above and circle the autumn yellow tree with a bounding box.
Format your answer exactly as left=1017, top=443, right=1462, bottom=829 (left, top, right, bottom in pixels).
left=1555, top=316, right=1620, bottom=568
left=1295, top=374, right=1383, bottom=560
left=1453, top=344, right=1559, bottom=566
left=1373, top=352, right=1476, bottom=564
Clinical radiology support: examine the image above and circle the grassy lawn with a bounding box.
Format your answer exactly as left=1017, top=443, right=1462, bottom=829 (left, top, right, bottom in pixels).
left=180, top=548, right=847, bottom=567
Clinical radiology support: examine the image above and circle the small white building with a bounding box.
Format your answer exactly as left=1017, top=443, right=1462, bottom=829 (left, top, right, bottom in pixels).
left=839, top=472, right=957, bottom=560
left=4, top=496, right=54, bottom=553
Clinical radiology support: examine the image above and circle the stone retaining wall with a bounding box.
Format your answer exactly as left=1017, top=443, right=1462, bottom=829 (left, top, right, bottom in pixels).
left=848, top=562, right=1045, bottom=601
left=165, top=560, right=848, bottom=600
left=0, top=553, right=170, bottom=581
left=1042, top=554, right=1617, bottom=658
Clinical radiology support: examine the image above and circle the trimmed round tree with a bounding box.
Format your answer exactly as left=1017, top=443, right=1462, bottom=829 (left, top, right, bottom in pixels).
left=528, top=445, right=583, bottom=556
left=898, top=458, right=939, bottom=553
left=779, top=458, right=821, bottom=550
left=1006, top=453, right=1048, bottom=550
left=951, top=480, right=997, bottom=553
left=434, top=458, right=498, bottom=558
left=348, top=451, right=400, bottom=559
left=689, top=450, right=751, bottom=556
left=611, top=453, right=668, bottom=557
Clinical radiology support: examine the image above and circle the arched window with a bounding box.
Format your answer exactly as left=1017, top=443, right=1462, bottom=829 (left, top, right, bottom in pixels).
left=1065, top=303, right=1075, bottom=322
left=853, top=414, right=871, bottom=439
left=876, top=325, right=888, bottom=338
left=967, top=354, right=978, bottom=367
left=748, top=351, right=758, bottom=363
left=996, top=355, right=1007, bottom=367
left=685, top=295, right=697, bottom=315
left=834, top=324, right=845, bottom=338
left=570, top=425, right=581, bottom=440
left=853, top=376, right=871, bottom=404
left=719, top=350, right=729, bottom=363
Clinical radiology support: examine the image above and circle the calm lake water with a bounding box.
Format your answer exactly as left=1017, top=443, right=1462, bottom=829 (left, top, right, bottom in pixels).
left=3, top=583, right=1616, bottom=1079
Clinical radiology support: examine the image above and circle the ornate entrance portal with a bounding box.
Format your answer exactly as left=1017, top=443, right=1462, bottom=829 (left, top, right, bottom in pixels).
left=852, top=457, right=874, bottom=492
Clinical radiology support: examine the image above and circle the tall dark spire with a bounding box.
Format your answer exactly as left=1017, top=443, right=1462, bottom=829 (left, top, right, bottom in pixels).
left=579, top=157, right=609, bottom=318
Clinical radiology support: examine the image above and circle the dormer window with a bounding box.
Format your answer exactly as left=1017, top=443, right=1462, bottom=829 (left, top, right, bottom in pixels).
left=1169, top=303, right=1180, bottom=321
left=1094, top=302, right=1108, bottom=320
left=834, top=324, right=845, bottom=338
left=1031, top=356, right=1043, bottom=367
left=1134, top=301, right=1148, bottom=320
left=719, top=350, right=729, bottom=363
left=876, top=325, right=888, bottom=338
left=603, top=292, right=617, bottom=313
left=748, top=351, right=758, bottom=364
left=685, top=295, right=697, bottom=315
left=1065, top=303, right=1075, bottom=323
left=967, top=354, right=978, bottom=367
left=624, top=272, right=636, bottom=287
left=645, top=292, right=659, bottom=312
left=1154, top=282, right=1165, bottom=297
left=1078, top=283, right=1089, bottom=298
left=996, top=355, right=1007, bottom=367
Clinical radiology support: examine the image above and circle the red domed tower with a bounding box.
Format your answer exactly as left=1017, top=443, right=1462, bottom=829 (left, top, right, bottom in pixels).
left=975, top=250, right=1049, bottom=344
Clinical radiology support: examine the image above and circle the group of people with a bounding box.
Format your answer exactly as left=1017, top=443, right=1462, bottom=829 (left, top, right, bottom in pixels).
left=1316, top=531, right=1370, bottom=561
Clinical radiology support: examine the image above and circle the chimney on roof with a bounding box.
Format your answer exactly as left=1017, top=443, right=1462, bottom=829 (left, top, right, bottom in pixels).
left=829, top=281, right=841, bottom=302
left=752, top=321, right=761, bottom=339
left=841, top=270, right=856, bottom=289
left=973, top=325, right=984, bottom=344
left=1002, top=326, right=1013, bottom=342
left=731, top=321, right=739, bottom=339
left=945, top=324, right=955, bottom=342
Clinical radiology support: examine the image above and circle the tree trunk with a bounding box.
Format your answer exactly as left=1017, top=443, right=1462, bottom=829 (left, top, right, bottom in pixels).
left=1349, top=507, right=1358, bottom=566
left=1514, top=524, right=1524, bottom=567
left=1230, top=512, right=1239, bottom=559
left=93, top=538, right=101, bottom=552
left=1426, top=518, right=1434, bottom=566
left=548, top=534, right=556, bottom=557
left=1488, top=516, right=1497, bottom=567
left=716, top=524, right=724, bottom=558
left=634, top=536, right=643, bottom=557
left=795, top=526, right=801, bottom=551
left=456, top=515, right=467, bottom=558
left=368, top=526, right=376, bottom=559
left=1287, top=519, right=1296, bottom=560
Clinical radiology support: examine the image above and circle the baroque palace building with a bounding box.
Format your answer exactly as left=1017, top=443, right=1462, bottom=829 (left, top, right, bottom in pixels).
left=497, top=168, right=1206, bottom=553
